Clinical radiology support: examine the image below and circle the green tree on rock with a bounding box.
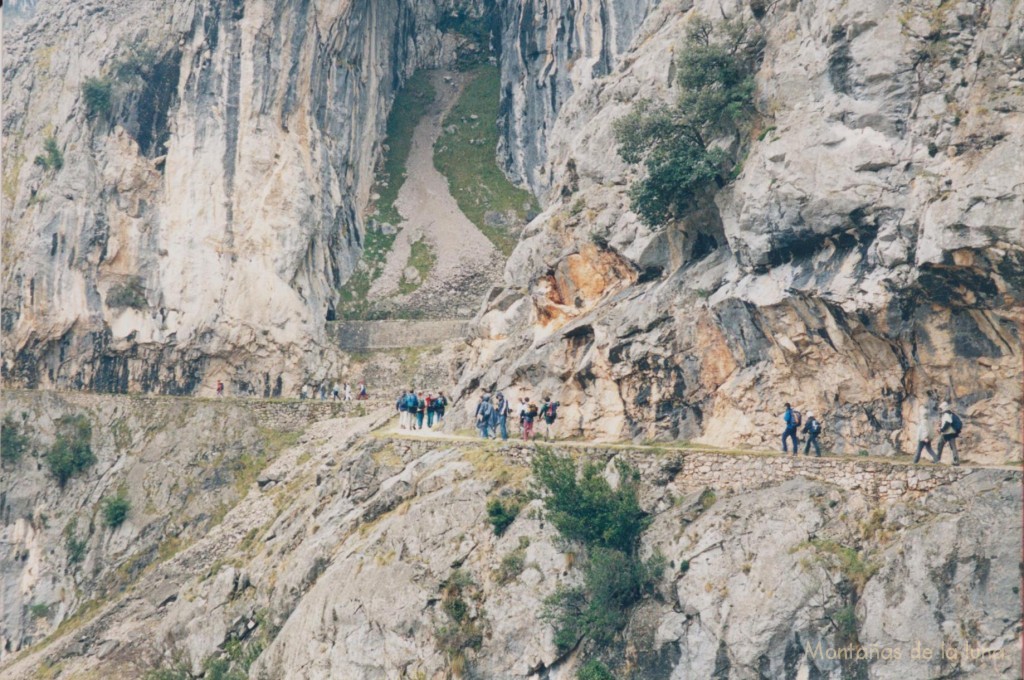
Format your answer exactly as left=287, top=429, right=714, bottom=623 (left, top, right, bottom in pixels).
left=614, top=16, right=765, bottom=226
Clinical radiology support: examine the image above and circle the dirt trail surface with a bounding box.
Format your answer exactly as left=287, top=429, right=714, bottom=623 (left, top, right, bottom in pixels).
left=370, top=70, right=502, bottom=314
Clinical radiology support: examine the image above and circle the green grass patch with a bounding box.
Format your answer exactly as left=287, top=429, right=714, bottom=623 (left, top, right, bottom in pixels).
left=372, top=71, right=436, bottom=226
left=434, top=64, right=538, bottom=256
left=336, top=226, right=397, bottom=320
left=397, top=238, right=437, bottom=295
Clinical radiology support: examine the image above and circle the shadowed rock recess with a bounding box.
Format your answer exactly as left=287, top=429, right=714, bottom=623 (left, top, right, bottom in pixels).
left=1, top=0, right=1021, bottom=678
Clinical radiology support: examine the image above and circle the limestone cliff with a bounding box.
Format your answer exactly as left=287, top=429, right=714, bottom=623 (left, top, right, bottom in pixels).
left=458, top=0, right=1023, bottom=465
left=0, top=395, right=1019, bottom=678
left=1, top=0, right=480, bottom=396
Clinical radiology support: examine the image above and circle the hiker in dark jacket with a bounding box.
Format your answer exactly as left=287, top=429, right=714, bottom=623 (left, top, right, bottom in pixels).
left=541, top=396, right=560, bottom=440
left=493, top=392, right=511, bottom=440
left=782, top=402, right=799, bottom=454
left=935, top=401, right=962, bottom=466
left=414, top=391, right=426, bottom=429
left=801, top=411, right=822, bottom=457
left=522, top=398, right=538, bottom=441
left=434, top=392, right=448, bottom=424
left=475, top=393, right=493, bottom=438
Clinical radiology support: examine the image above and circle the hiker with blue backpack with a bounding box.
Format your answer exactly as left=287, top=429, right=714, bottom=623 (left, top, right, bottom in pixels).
left=801, top=411, right=821, bottom=456
left=935, top=401, right=962, bottom=466
left=433, top=391, right=448, bottom=426
left=781, top=402, right=801, bottom=454
left=475, top=393, right=493, bottom=438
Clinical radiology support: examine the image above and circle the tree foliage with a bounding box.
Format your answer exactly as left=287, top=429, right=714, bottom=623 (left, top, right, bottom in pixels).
left=614, top=16, right=764, bottom=226
left=102, top=494, right=131, bottom=528
left=46, top=415, right=95, bottom=486
left=1, top=416, right=30, bottom=464
left=532, top=449, right=649, bottom=555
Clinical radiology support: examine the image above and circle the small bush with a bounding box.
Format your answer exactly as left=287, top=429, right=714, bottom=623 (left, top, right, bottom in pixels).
left=486, top=496, right=523, bottom=536
left=102, top=494, right=131, bottom=528
left=698, top=488, right=717, bottom=511
left=34, top=136, right=64, bottom=172
left=65, top=528, right=88, bottom=564
left=1, top=416, right=30, bottom=464
left=46, top=415, right=95, bottom=486
left=29, top=603, right=51, bottom=619
left=544, top=547, right=665, bottom=651
left=495, top=537, right=530, bottom=584
left=82, top=77, right=113, bottom=119
left=435, top=569, right=486, bottom=674
left=107, top=277, right=147, bottom=309
left=577, top=659, right=615, bottom=680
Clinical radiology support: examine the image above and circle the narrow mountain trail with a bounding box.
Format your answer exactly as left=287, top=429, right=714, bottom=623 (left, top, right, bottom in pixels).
left=369, top=70, right=502, bottom=312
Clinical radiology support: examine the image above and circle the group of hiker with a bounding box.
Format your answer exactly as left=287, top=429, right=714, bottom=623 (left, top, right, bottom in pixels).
left=781, top=401, right=963, bottom=465
left=301, top=381, right=368, bottom=401
left=474, top=392, right=560, bottom=441
left=395, top=389, right=450, bottom=430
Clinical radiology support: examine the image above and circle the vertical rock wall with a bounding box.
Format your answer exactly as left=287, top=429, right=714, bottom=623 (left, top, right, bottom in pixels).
left=1, top=0, right=479, bottom=395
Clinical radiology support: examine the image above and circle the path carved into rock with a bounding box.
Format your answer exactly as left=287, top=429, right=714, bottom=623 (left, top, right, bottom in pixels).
left=369, top=70, right=502, bottom=316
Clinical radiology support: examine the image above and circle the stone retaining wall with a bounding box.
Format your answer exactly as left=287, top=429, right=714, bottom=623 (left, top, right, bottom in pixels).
left=378, top=437, right=1006, bottom=504
left=329, top=320, right=470, bottom=351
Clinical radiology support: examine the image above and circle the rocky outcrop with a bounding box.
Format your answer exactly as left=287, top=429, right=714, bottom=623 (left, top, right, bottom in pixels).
left=2, top=394, right=1019, bottom=678
left=1, top=0, right=482, bottom=396
left=458, top=0, right=1023, bottom=465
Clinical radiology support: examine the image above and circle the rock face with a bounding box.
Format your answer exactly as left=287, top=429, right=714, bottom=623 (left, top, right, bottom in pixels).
left=1, top=394, right=1019, bottom=678
left=1, top=0, right=481, bottom=396
left=457, top=0, right=1023, bottom=464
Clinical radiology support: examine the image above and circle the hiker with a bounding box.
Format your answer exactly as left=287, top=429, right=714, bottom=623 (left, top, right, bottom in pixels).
left=935, top=401, right=962, bottom=466
left=343, top=382, right=353, bottom=401
left=319, top=383, right=327, bottom=400
left=475, top=393, right=493, bottom=438
left=332, top=382, right=341, bottom=400
left=523, top=398, right=539, bottom=441
left=913, top=403, right=938, bottom=464
left=396, top=390, right=411, bottom=430
left=433, top=391, right=448, bottom=425
left=518, top=397, right=528, bottom=435
left=541, top=396, right=560, bottom=440
left=357, top=381, right=368, bottom=400
left=493, top=392, right=511, bottom=440
left=801, top=411, right=822, bottom=457
left=216, top=380, right=224, bottom=397
left=300, top=384, right=309, bottom=400
left=425, top=393, right=435, bottom=428
left=781, top=402, right=800, bottom=454
left=415, top=391, right=426, bottom=429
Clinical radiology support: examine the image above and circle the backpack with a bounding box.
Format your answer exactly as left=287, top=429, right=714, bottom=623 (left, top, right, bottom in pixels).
left=545, top=402, right=558, bottom=419
left=478, top=401, right=493, bottom=419
left=949, top=412, right=963, bottom=435
left=397, top=396, right=407, bottom=411
left=808, top=418, right=821, bottom=435
left=527, top=403, right=539, bottom=419
left=405, top=394, right=418, bottom=410
left=792, top=410, right=802, bottom=427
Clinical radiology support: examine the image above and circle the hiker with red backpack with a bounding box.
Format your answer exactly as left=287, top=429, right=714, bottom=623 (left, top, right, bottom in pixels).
left=541, top=396, right=560, bottom=440
left=936, top=401, right=963, bottom=466
left=782, top=402, right=801, bottom=454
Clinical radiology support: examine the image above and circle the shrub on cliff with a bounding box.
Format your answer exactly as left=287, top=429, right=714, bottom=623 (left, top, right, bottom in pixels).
left=107, top=277, right=147, bottom=309
left=614, top=16, right=764, bottom=226
left=102, top=494, right=131, bottom=528
left=1, top=416, right=30, bottom=464
left=532, top=449, right=663, bottom=658
left=82, top=76, right=113, bottom=119
left=34, top=136, right=64, bottom=172
left=46, top=415, right=95, bottom=486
